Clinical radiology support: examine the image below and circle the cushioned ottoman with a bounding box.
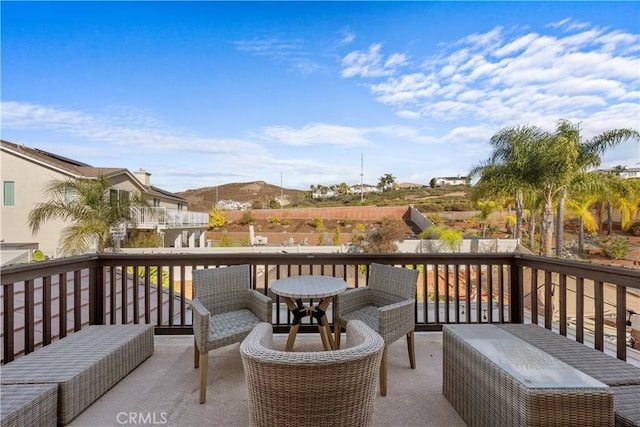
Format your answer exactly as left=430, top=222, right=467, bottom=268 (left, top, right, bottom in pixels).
left=0, top=324, right=154, bottom=425
left=0, top=384, right=58, bottom=427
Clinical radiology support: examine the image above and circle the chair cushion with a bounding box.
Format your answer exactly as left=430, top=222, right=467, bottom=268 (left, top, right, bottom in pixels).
left=339, top=306, right=379, bottom=333
left=206, top=309, right=263, bottom=350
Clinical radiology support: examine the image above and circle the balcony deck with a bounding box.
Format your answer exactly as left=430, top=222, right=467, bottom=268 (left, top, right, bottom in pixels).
left=69, top=332, right=466, bottom=427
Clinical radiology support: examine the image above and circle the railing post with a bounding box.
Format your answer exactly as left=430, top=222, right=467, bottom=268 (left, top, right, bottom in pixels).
left=89, top=262, right=105, bottom=325
left=510, top=258, right=523, bottom=323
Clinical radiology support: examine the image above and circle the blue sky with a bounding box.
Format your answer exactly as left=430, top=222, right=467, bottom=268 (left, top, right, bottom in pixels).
left=2, top=1, right=639, bottom=193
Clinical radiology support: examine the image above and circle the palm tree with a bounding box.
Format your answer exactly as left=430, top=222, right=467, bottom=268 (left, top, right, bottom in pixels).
left=609, top=176, right=640, bottom=232
left=553, top=121, right=639, bottom=254
left=28, top=175, right=149, bottom=256
left=474, top=200, right=498, bottom=237
left=377, top=173, right=396, bottom=192
left=470, top=125, right=546, bottom=244
left=338, top=182, right=349, bottom=198
left=565, top=192, right=598, bottom=253
left=473, top=121, right=638, bottom=257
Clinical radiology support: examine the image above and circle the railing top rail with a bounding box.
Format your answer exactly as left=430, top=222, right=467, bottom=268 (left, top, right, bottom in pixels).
left=93, top=252, right=516, bottom=266
left=515, top=253, right=640, bottom=289
left=3, top=251, right=639, bottom=288
left=1, top=255, right=98, bottom=285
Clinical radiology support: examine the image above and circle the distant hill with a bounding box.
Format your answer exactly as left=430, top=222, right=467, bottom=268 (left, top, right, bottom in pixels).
left=176, top=181, right=306, bottom=212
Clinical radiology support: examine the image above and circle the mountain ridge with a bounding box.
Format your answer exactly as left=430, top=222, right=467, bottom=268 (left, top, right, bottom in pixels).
left=176, top=181, right=305, bottom=212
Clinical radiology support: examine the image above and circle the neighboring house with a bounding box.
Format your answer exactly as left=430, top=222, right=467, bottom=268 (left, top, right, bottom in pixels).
left=598, top=166, right=640, bottom=180
left=216, top=200, right=252, bottom=211
left=397, top=182, right=426, bottom=190
left=1, top=140, right=208, bottom=261
left=347, top=184, right=381, bottom=195
left=620, top=167, right=640, bottom=180
left=311, top=189, right=336, bottom=199
left=432, top=176, right=469, bottom=187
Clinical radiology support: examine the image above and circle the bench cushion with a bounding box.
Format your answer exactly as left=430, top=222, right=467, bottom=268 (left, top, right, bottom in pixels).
left=0, top=324, right=154, bottom=425
left=0, top=384, right=58, bottom=427
left=611, top=385, right=640, bottom=427
left=497, top=324, right=640, bottom=386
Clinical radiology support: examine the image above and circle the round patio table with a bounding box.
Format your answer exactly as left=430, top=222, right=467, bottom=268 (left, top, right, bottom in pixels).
left=271, top=275, right=347, bottom=351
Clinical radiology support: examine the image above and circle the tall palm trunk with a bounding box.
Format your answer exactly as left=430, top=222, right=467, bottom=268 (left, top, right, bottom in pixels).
left=540, top=194, right=555, bottom=257
left=515, top=191, right=523, bottom=240
left=607, top=202, right=613, bottom=235
left=528, top=215, right=536, bottom=249
left=555, top=188, right=566, bottom=256
left=578, top=217, right=585, bottom=253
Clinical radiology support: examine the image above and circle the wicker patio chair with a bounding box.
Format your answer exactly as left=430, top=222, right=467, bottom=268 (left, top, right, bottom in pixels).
left=192, top=264, right=272, bottom=404
left=334, top=263, right=419, bottom=396
left=240, top=320, right=384, bottom=427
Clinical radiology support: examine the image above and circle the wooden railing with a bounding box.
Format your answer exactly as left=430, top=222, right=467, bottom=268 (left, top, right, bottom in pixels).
left=2, top=253, right=639, bottom=364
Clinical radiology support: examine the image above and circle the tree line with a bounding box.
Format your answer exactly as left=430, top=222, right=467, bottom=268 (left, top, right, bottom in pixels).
left=470, top=119, right=639, bottom=257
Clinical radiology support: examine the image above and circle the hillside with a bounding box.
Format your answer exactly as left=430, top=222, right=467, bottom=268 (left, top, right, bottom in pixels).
left=177, top=181, right=473, bottom=213
left=176, top=181, right=306, bottom=212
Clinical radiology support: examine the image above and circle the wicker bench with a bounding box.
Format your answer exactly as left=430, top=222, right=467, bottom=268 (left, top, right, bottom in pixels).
left=443, top=324, right=614, bottom=427
left=0, top=324, right=154, bottom=425
left=497, top=324, right=640, bottom=427
left=0, top=384, right=58, bottom=427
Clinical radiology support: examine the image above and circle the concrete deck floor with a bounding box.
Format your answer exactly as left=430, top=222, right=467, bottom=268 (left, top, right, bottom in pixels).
left=69, top=332, right=466, bottom=427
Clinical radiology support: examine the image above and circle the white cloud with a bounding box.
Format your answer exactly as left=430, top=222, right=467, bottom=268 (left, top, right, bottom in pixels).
left=1, top=101, right=264, bottom=155
left=260, top=123, right=373, bottom=147
left=341, top=43, right=407, bottom=78
left=234, top=35, right=320, bottom=74
left=339, top=28, right=356, bottom=45
left=344, top=21, right=640, bottom=139
left=396, top=110, right=421, bottom=119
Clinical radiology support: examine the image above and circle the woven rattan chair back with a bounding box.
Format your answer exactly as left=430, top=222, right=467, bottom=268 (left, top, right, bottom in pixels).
left=367, top=262, right=418, bottom=301
left=192, top=264, right=250, bottom=314
left=240, top=320, right=384, bottom=427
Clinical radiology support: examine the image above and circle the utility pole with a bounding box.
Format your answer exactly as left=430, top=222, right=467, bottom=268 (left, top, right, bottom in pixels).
left=360, top=153, right=364, bottom=203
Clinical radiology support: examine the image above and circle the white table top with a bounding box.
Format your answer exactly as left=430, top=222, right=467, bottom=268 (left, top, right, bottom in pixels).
left=271, top=276, right=347, bottom=299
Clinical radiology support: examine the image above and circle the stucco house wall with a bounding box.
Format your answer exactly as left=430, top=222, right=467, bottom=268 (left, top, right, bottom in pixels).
left=1, top=147, right=70, bottom=257
left=1, top=140, right=191, bottom=258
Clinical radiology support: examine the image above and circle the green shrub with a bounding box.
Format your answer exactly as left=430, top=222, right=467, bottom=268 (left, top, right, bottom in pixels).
left=239, top=210, right=254, bottom=225
left=124, top=230, right=163, bottom=248
left=281, top=218, right=290, bottom=226
left=598, top=236, right=629, bottom=260
left=426, top=213, right=444, bottom=225
left=268, top=217, right=280, bottom=224
left=219, top=233, right=233, bottom=247
left=333, top=226, right=341, bottom=245
left=312, top=217, right=325, bottom=232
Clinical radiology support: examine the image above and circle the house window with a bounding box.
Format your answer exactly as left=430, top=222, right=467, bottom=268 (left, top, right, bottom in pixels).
left=153, top=198, right=160, bottom=207
left=177, top=203, right=184, bottom=211
left=118, top=190, right=130, bottom=202
left=3, top=181, right=15, bottom=206
left=110, top=189, right=118, bottom=205
left=63, top=185, right=76, bottom=204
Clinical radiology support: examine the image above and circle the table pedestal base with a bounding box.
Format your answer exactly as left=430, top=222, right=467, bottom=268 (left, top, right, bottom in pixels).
left=282, top=296, right=335, bottom=351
